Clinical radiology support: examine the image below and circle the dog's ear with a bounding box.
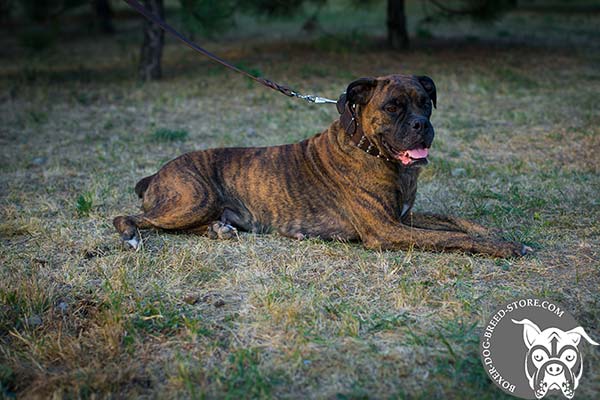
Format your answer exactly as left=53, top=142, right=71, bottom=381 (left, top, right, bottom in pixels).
left=345, top=77, right=378, bottom=106
left=565, top=326, right=600, bottom=347
left=336, top=93, right=347, bottom=114
left=416, top=75, right=437, bottom=109
left=512, top=319, right=542, bottom=349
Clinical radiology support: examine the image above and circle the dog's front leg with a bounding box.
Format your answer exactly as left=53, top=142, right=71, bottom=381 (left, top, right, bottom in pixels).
left=401, top=211, right=491, bottom=236
left=361, top=224, right=527, bottom=258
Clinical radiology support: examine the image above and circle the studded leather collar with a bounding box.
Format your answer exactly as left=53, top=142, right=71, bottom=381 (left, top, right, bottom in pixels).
left=338, top=101, right=392, bottom=162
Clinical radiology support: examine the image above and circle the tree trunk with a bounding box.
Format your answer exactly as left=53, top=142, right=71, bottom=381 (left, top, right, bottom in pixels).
left=139, top=0, right=164, bottom=81
left=387, top=0, right=409, bottom=50
left=93, top=0, right=115, bottom=34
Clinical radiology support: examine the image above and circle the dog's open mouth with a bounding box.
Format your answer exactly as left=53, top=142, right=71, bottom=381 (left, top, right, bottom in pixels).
left=380, top=140, right=429, bottom=166
left=394, top=148, right=429, bottom=166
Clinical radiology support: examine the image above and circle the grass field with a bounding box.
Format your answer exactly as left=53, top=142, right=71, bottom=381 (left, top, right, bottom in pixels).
left=1, top=2, right=599, bottom=399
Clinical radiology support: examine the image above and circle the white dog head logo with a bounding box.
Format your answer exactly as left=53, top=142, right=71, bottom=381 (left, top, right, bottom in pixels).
left=512, top=319, right=598, bottom=399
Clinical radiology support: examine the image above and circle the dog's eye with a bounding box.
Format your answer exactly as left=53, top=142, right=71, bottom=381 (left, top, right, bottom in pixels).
left=384, top=104, right=400, bottom=113
left=532, top=350, right=546, bottom=362
left=563, top=350, right=577, bottom=362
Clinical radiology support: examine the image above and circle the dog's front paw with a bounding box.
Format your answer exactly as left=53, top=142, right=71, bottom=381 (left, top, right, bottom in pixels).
left=491, top=241, right=532, bottom=258
left=207, top=222, right=238, bottom=240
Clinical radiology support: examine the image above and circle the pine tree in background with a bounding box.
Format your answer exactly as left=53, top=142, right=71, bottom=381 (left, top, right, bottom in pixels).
left=134, top=0, right=516, bottom=81
left=6, top=0, right=518, bottom=80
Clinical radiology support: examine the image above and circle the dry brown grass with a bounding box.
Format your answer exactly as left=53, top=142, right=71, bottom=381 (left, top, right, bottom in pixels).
left=1, top=4, right=599, bottom=399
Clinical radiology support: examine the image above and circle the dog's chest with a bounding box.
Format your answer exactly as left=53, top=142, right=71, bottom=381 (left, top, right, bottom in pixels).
left=395, top=168, right=419, bottom=213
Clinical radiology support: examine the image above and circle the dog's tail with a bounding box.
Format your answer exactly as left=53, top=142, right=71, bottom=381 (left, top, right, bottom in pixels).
left=134, top=174, right=156, bottom=199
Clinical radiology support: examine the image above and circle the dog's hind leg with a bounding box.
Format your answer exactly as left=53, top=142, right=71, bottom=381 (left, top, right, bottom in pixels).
left=113, top=163, right=221, bottom=249
left=113, top=200, right=220, bottom=249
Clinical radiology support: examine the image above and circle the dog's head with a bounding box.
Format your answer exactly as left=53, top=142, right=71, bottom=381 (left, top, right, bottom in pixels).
left=512, top=319, right=599, bottom=399
left=337, top=74, right=436, bottom=166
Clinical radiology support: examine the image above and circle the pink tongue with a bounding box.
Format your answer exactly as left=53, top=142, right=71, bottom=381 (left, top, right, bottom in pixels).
left=407, top=148, right=428, bottom=159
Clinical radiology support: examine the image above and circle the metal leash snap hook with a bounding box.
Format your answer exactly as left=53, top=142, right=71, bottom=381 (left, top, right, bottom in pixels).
left=295, top=93, right=338, bottom=104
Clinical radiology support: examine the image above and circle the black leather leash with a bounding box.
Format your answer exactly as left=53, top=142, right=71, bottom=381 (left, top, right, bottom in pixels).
left=124, top=0, right=337, bottom=104
left=123, top=1, right=388, bottom=160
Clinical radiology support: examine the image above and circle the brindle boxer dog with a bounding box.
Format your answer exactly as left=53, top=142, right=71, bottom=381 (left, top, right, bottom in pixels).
left=113, top=74, right=529, bottom=257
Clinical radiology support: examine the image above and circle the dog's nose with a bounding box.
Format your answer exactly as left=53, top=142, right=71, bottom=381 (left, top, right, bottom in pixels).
left=410, top=117, right=429, bottom=134
left=410, top=116, right=432, bottom=135
left=545, top=363, right=564, bottom=376
left=406, top=117, right=434, bottom=147
left=411, top=120, right=423, bottom=132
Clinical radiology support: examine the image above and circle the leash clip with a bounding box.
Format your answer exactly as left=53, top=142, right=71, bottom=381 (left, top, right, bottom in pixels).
left=294, top=93, right=338, bottom=104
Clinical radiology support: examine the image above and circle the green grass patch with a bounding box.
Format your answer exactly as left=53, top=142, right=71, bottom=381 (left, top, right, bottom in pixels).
left=151, top=128, right=189, bottom=142
left=220, top=348, right=276, bottom=399
left=75, top=192, right=94, bottom=217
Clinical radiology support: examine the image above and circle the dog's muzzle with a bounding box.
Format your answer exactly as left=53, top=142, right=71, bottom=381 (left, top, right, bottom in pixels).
left=533, top=357, right=577, bottom=399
